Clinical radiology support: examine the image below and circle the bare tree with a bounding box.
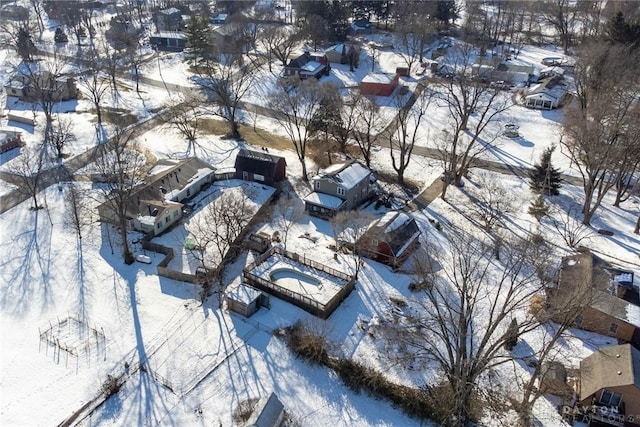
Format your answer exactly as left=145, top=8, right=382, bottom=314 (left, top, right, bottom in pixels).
left=49, top=115, right=75, bottom=160
left=188, top=190, right=257, bottom=283
left=435, top=44, right=511, bottom=199
left=6, top=145, right=45, bottom=210
left=538, top=0, right=579, bottom=54
left=29, top=0, right=46, bottom=37
left=273, top=195, right=305, bottom=251
left=550, top=204, right=594, bottom=249
left=466, top=171, right=519, bottom=232
left=269, top=77, right=329, bottom=181
left=12, top=52, right=72, bottom=150
left=65, top=182, right=90, bottom=241
left=394, top=232, right=548, bottom=426
left=388, top=84, right=432, bottom=186
left=261, top=25, right=300, bottom=68
left=351, top=94, right=384, bottom=168
left=163, top=95, right=204, bottom=156
left=94, top=127, right=146, bottom=264
left=331, top=209, right=374, bottom=279
left=561, top=43, right=640, bottom=225
left=195, top=54, right=261, bottom=139
left=78, top=46, right=110, bottom=130
left=393, top=4, right=435, bottom=73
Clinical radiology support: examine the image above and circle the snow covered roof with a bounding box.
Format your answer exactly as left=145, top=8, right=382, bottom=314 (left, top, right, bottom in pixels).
left=377, top=211, right=411, bottom=233
left=362, top=73, right=395, bottom=84
left=300, top=61, right=324, bottom=74
left=226, top=281, right=263, bottom=306
left=303, top=192, right=345, bottom=209
left=152, top=32, right=185, bottom=40
left=318, top=161, right=371, bottom=190
left=159, top=7, right=180, bottom=15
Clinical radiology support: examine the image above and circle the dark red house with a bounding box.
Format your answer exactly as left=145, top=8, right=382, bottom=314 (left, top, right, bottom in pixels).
left=357, top=211, right=421, bottom=268
left=284, top=52, right=330, bottom=80
left=234, top=149, right=286, bottom=186
left=360, top=72, right=399, bottom=96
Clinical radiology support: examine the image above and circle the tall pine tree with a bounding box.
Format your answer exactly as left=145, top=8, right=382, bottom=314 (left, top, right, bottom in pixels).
left=184, top=16, right=214, bottom=67
left=529, top=146, right=562, bottom=196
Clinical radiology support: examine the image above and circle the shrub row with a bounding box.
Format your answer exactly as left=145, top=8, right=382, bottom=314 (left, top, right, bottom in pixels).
left=281, top=322, right=445, bottom=423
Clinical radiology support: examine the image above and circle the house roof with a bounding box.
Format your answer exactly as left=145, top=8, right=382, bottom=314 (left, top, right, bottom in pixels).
left=556, top=249, right=640, bottom=327
left=246, top=392, right=284, bottom=427
left=151, top=32, right=185, bottom=40
left=365, top=211, right=421, bottom=257
left=303, top=192, right=344, bottom=209
left=159, top=7, right=180, bottom=15
left=108, top=157, right=215, bottom=223
left=226, top=280, right=262, bottom=306
left=234, top=149, right=285, bottom=178
left=362, top=72, right=395, bottom=84
left=316, top=160, right=371, bottom=191
left=580, top=344, right=640, bottom=400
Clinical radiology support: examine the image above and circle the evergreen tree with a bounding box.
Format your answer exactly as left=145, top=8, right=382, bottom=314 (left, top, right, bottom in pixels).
left=184, top=16, right=214, bottom=66
left=528, top=195, right=549, bottom=222
left=54, top=27, right=69, bottom=43
left=529, top=146, right=562, bottom=196
left=605, top=12, right=640, bottom=49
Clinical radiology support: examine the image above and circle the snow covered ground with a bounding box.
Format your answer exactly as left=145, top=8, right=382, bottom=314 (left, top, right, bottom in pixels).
left=2, top=30, right=640, bottom=427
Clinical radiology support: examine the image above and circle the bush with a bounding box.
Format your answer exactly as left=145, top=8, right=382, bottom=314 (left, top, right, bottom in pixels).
left=282, top=321, right=329, bottom=365
left=102, top=374, right=122, bottom=396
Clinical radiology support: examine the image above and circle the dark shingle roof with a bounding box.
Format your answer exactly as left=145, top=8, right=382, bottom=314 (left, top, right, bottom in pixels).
left=234, top=149, right=285, bottom=178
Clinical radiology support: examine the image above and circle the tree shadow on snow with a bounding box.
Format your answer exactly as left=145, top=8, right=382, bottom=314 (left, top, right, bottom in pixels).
left=0, top=208, right=54, bottom=316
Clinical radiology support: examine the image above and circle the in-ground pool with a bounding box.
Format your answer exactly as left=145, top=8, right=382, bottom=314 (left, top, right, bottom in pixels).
left=269, top=268, right=322, bottom=290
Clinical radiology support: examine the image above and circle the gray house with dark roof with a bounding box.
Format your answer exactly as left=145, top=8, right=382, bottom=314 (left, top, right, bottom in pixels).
left=304, top=160, right=375, bottom=218
left=234, top=149, right=286, bottom=186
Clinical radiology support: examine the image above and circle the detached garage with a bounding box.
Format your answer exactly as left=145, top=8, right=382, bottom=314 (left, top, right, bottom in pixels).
left=360, top=72, right=399, bottom=96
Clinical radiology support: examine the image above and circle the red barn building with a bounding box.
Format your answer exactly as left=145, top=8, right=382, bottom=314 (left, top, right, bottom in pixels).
left=357, top=211, right=421, bottom=268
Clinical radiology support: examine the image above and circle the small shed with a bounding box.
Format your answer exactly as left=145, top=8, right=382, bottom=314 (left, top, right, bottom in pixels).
left=246, top=392, right=285, bottom=427
left=234, top=149, right=287, bottom=185
left=225, top=280, right=269, bottom=318
left=360, top=72, right=399, bottom=96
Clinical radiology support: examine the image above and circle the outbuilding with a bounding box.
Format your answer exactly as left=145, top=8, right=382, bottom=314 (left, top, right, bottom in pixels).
left=360, top=72, right=399, bottom=96
left=234, top=149, right=287, bottom=186
left=225, top=280, right=269, bottom=318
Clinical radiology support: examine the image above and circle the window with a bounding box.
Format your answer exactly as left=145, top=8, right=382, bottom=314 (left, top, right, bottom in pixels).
left=156, top=223, right=161, bottom=229
left=174, top=210, right=179, bottom=218
left=599, top=390, right=622, bottom=407
left=254, top=174, right=265, bottom=182
left=337, top=187, right=345, bottom=196
left=186, top=188, right=191, bottom=197
left=609, top=323, right=619, bottom=334
left=315, top=181, right=321, bottom=190
left=165, top=216, right=169, bottom=223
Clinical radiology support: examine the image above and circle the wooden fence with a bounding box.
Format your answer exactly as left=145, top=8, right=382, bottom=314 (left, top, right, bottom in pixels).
left=243, top=247, right=355, bottom=319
